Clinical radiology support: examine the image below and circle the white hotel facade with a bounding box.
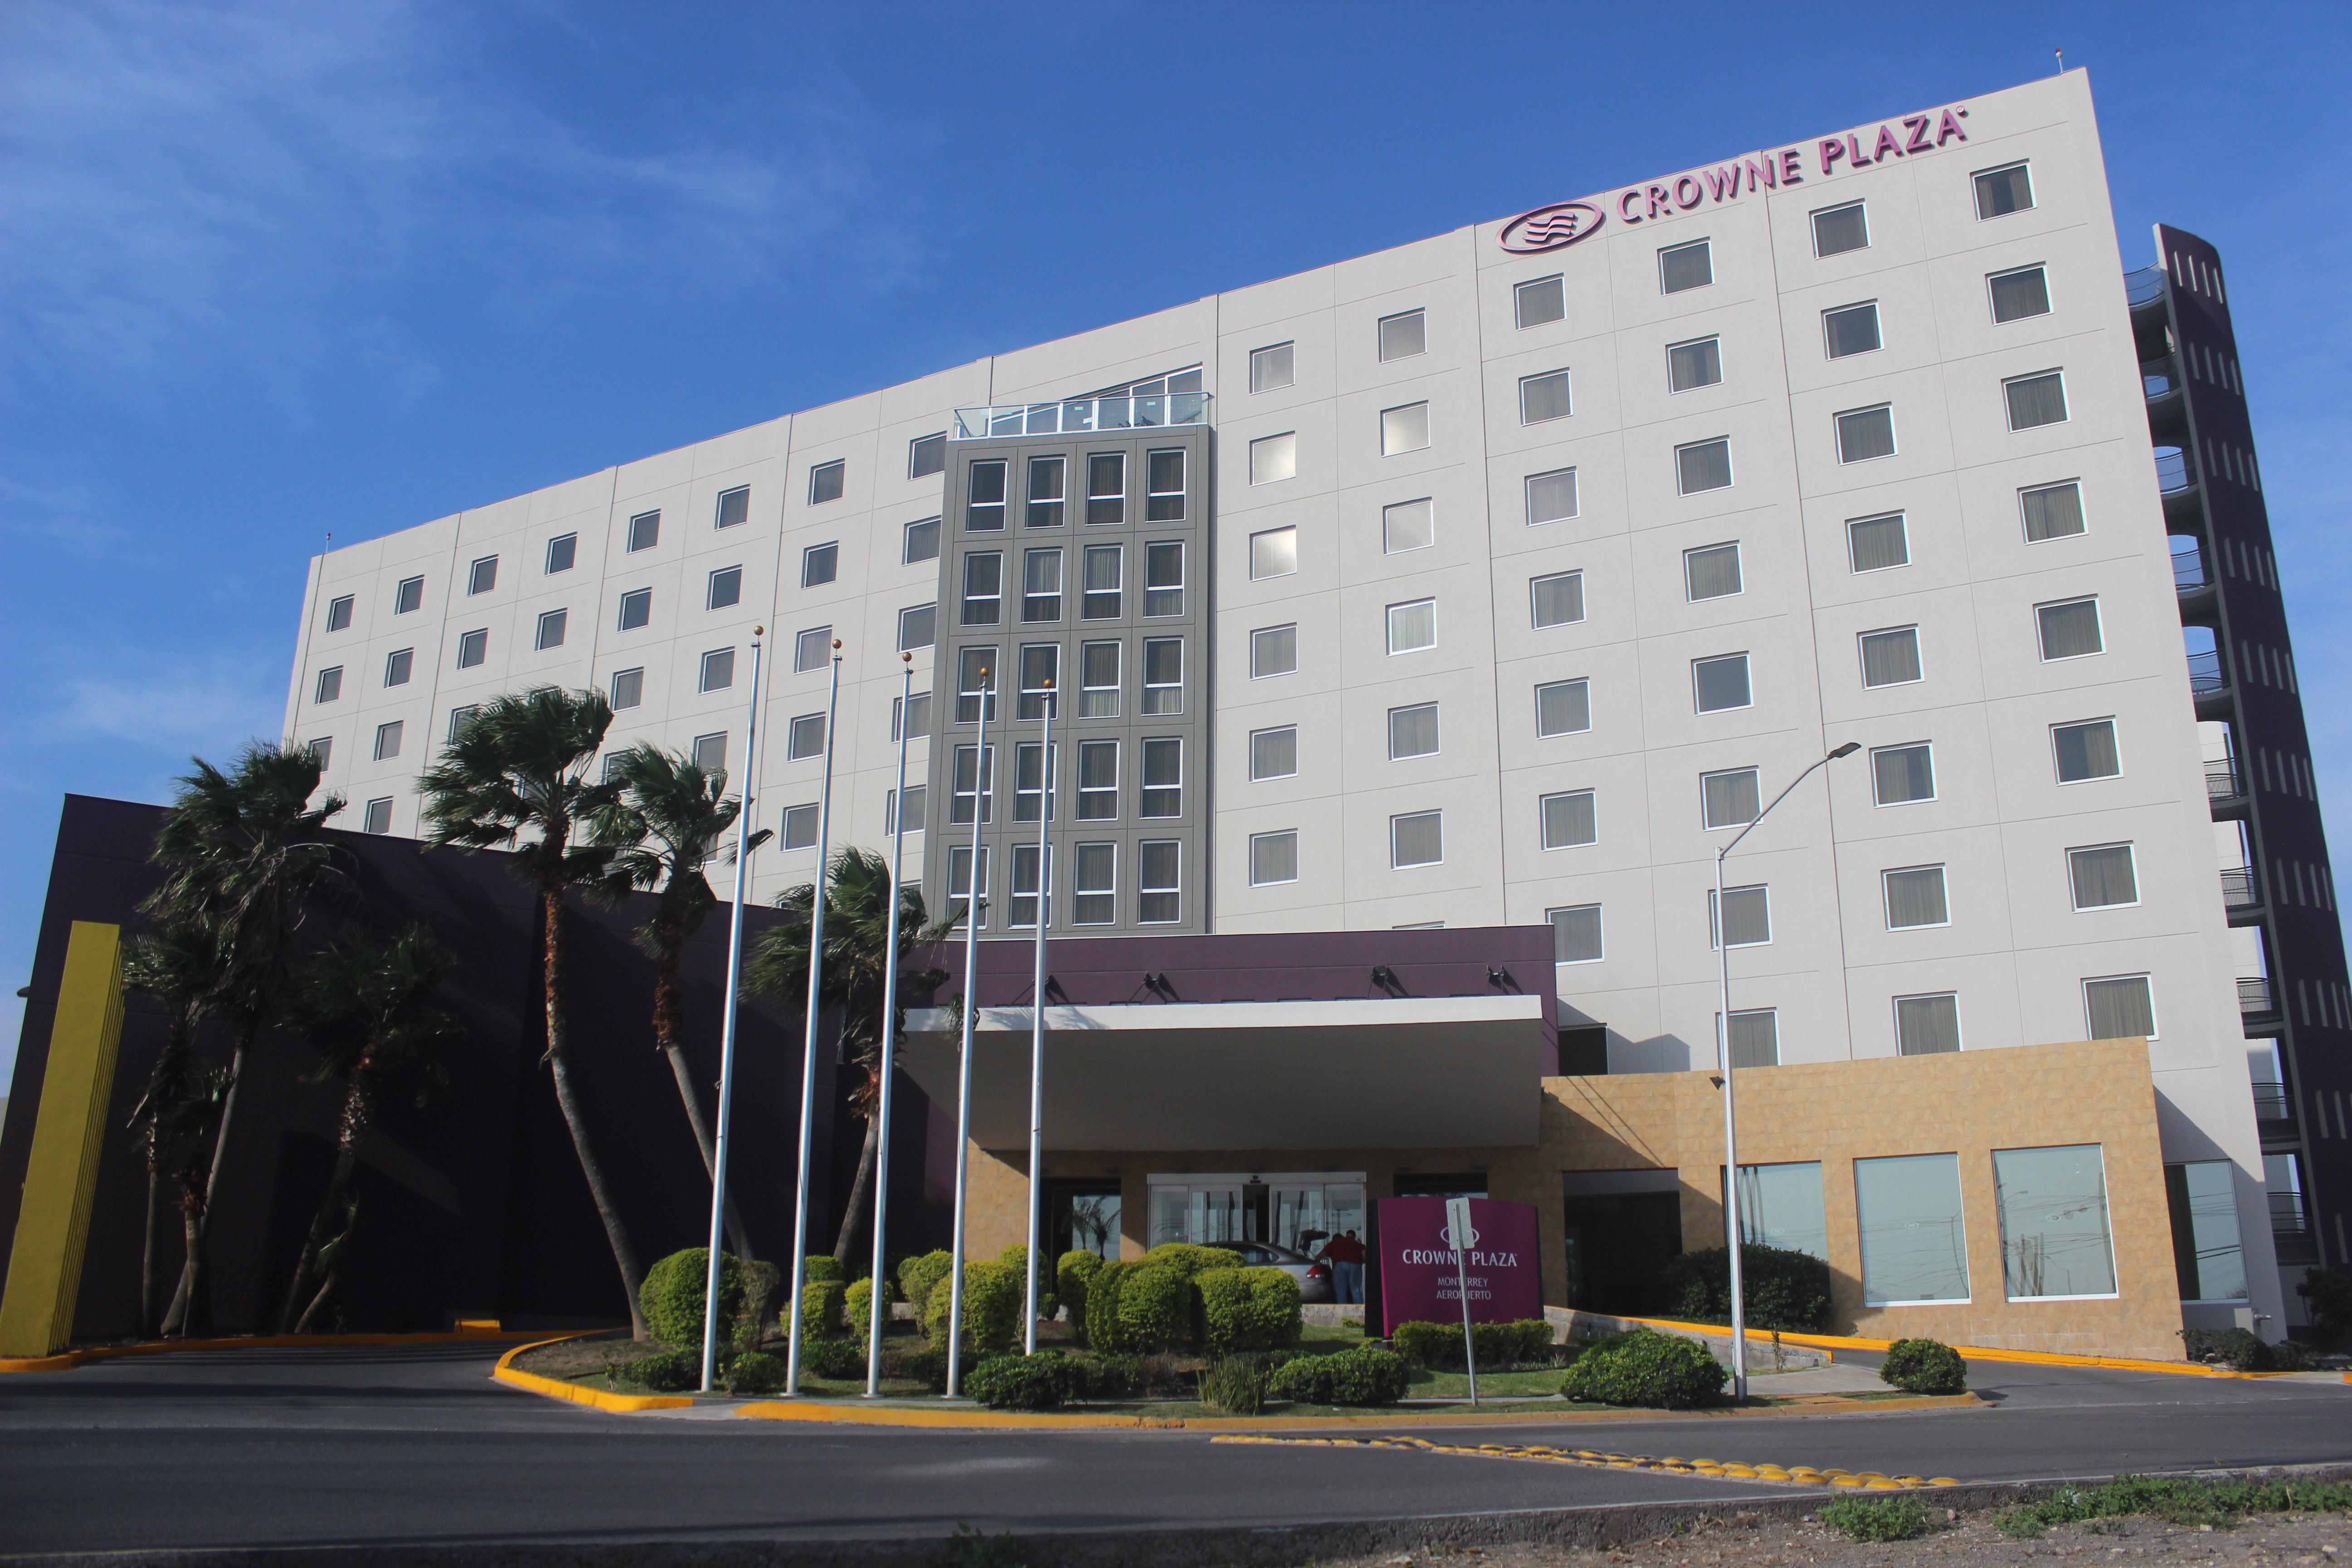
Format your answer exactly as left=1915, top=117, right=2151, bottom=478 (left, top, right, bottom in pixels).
left=285, top=72, right=2347, bottom=1330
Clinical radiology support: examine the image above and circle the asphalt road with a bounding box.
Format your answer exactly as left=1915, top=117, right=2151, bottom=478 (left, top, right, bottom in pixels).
left=0, top=1343, right=2344, bottom=1556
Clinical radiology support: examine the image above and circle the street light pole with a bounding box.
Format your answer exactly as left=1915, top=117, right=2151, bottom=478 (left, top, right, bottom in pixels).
left=1023, top=676, right=1054, bottom=1354
left=865, top=652, right=915, bottom=1397
left=783, top=641, right=845, bottom=1396
left=1715, top=740, right=1859, bottom=1402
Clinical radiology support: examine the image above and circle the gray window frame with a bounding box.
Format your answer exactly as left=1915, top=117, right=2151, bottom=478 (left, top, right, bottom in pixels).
left=626, top=511, right=660, bottom=553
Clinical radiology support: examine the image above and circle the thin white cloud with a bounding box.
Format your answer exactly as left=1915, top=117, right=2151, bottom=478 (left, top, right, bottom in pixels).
left=53, top=656, right=286, bottom=750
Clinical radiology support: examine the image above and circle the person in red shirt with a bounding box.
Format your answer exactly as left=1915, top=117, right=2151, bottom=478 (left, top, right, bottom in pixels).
left=1320, top=1229, right=1366, bottom=1304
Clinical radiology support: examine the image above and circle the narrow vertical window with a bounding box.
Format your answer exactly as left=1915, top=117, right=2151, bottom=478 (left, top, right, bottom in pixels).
left=1139, top=737, right=1182, bottom=818
left=950, top=745, right=995, bottom=824
left=1078, top=641, right=1121, bottom=718
left=1137, top=841, right=1180, bottom=923
left=960, top=552, right=1003, bottom=625
left=1141, top=638, right=1183, bottom=715
left=1076, top=740, right=1118, bottom=820
left=955, top=647, right=996, bottom=724
left=1073, top=843, right=1116, bottom=924
left=1144, top=541, right=1185, bottom=616
left=1014, top=742, right=1057, bottom=823
left=966, top=460, right=1007, bottom=530
left=1018, top=643, right=1059, bottom=720
left=1086, top=453, right=1126, bottom=524
left=1025, top=456, right=1065, bottom=527
left=1146, top=450, right=1186, bottom=520
left=1021, top=549, right=1063, bottom=622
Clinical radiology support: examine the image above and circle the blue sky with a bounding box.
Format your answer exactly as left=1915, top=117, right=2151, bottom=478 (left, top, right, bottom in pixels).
left=4, top=1, right=2349, bottom=1080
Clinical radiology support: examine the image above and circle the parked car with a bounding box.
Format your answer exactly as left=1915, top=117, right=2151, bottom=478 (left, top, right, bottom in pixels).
left=1202, top=1240, right=1333, bottom=1303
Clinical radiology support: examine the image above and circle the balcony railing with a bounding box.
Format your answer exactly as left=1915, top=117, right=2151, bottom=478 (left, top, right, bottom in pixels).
left=954, top=392, right=1212, bottom=440
left=2251, top=1081, right=2292, bottom=1121
left=2238, top=975, right=2275, bottom=1015
left=2156, top=446, right=2197, bottom=494
left=2206, top=755, right=2243, bottom=803
left=2125, top=265, right=2168, bottom=308
left=2143, top=355, right=2181, bottom=398
left=2172, top=539, right=2209, bottom=592
left=2221, top=865, right=2261, bottom=907
left=2188, top=647, right=2228, bottom=694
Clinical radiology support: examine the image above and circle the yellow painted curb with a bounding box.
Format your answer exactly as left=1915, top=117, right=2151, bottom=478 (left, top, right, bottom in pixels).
left=1210, top=1434, right=1973, bottom=1491
left=0, top=1326, right=540, bottom=1374
left=489, top=1336, right=694, bottom=1413
left=1615, top=1315, right=2302, bottom=1380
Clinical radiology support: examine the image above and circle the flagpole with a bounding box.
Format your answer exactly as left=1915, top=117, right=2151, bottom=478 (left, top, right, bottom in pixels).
left=866, top=652, right=914, bottom=1397
left=1023, top=676, right=1054, bottom=1354
left=697, top=626, right=765, bottom=1394
left=783, top=641, right=844, bottom=1396
left=945, top=662, right=991, bottom=1399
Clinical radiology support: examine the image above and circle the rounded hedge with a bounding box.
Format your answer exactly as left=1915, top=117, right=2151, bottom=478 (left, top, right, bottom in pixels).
left=1083, top=1259, right=1134, bottom=1351
left=1268, top=1347, right=1411, bottom=1406
left=799, top=1336, right=867, bottom=1381
left=963, top=1350, right=1088, bottom=1410
left=612, top=1346, right=700, bottom=1392
left=1196, top=1267, right=1303, bottom=1354
left=898, top=1250, right=952, bottom=1320
left=1057, top=1250, right=1104, bottom=1335
left=638, top=1248, right=742, bottom=1350
left=1559, top=1328, right=1727, bottom=1409
left=920, top=1258, right=1022, bottom=1353
left=1879, top=1337, right=1968, bottom=1394
left=1658, top=1244, right=1833, bottom=1332
left=723, top=1350, right=786, bottom=1395
left=1139, top=1242, right=1237, bottom=1279
left=1115, top=1264, right=1192, bottom=1353
left=799, top=1277, right=848, bottom=1338
left=801, top=1256, right=846, bottom=1284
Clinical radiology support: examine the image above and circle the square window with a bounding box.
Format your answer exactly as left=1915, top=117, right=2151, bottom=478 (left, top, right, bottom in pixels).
left=707, top=566, right=743, bottom=610
left=1086, top=452, right=1126, bottom=525
left=966, top=460, right=1008, bottom=530
left=314, top=666, right=343, bottom=704
left=627, top=511, right=660, bottom=553
left=2036, top=597, right=2102, bottom=660
left=1995, top=1144, right=2117, bottom=1299
left=2053, top=719, right=2120, bottom=783
left=1251, top=623, right=1298, bottom=678
left=327, top=594, right=355, bottom=631
left=1684, top=542, right=1741, bottom=601
left=1974, top=162, right=2034, bottom=220
left=1249, top=342, right=1295, bottom=394
left=396, top=577, right=426, bottom=614
left=904, top=516, right=942, bottom=563
left=1078, top=640, right=1120, bottom=718
left=1693, top=652, right=1750, bottom=712
left=1884, top=865, right=1949, bottom=928
left=808, top=460, right=845, bottom=505
left=456, top=629, right=487, bottom=668
left=1514, top=274, right=1565, bottom=328
left=1871, top=743, right=1935, bottom=805
left=1895, top=993, right=1961, bottom=1055
left=1075, top=739, right=1117, bottom=821
left=1377, top=309, right=1426, bottom=361
left=1146, top=450, right=1186, bottom=521
left=1860, top=626, right=1922, bottom=687
left=1856, top=1152, right=1970, bottom=1303
left=1144, top=540, right=1185, bottom=616
left=609, top=669, right=643, bottom=709
left=1535, top=678, right=1590, bottom=738
left=1668, top=337, right=1722, bottom=392
left=700, top=647, right=735, bottom=692
left=1250, top=525, right=1298, bottom=580
left=1540, top=789, right=1596, bottom=849
left=802, top=542, right=838, bottom=588
left=2021, top=481, right=2084, bottom=541
left=1381, top=402, right=1431, bottom=455
left=1524, top=468, right=1577, bottom=526
left=1388, top=702, right=1440, bottom=760
left=1836, top=405, right=1896, bottom=463
left=1072, top=842, right=1115, bottom=924
left=2068, top=843, right=2138, bottom=909
left=534, top=610, right=567, bottom=652
left=897, top=603, right=936, bottom=652
left=950, top=744, right=995, bottom=824
left=1530, top=571, right=1584, bottom=628
left=306, top=736, right=332, bottom=768
left=1141, top=637, right=1183, bottom=715
left=1811, top=201, right=1869, bottom=257
left=1139, top=736, right=1181, bottom=818
left=2005, top=371, right=2069, bottom=430
left=1387, top=598, right=1436, bottom=654
left=1383, top=498, right=1434, bottom=554
left=1549, top=903, right=1603, bottom=962
left=546, top=534, right=578, bottom=573
left=890, top=690, right=931, bottom=741
left=786, top=712, right=826, bottom=761
left=1518, top=370, right=1571, bottom=424
left=1990, top=265, right=2051, bottom=323
left=1249, top=725, right=1297, bottom=781
left=1658, top=239, right=1712, bottom=294
left=1250, top=830, right=1299, bottom=887
left=1725, top=1008, right=1778, bottom=1068
left=909, top=432, right=946, bottom=479
left=1823, top=301, right=1881, bottom=358
left=1026, top=455, right=1066, bottom=528
left=467, top=556, right=498, bottom=595
left=795, top=626, right=833, bottom=672
left=1847, top=512, right=1908, bottom=572
left=373, top=720, right=403, bottom=762
left=2085, top=975, right=2156, bottom=1040
left=1676, top=438, right=1732, bottom=495
left=361, top=797, right=392, bottom=835
left=384, top=647, right=414, bottom=686
left=617, top=588, right=651, bottom=631
left=1390, top=809, right=1443, bottom=868
left=715, top=486, right=750, bottom=529
left=1022, top=548, right=1063, bottom=622
left=1137, top=840, right=1180, bottom=924
left=780, top=802, right=819, bottom=849
left=961, top=551, right=1003, bottom=626
left=1701, top=766, right=1759, bottom=828
left=1710, top=884, right=1770, bottom=947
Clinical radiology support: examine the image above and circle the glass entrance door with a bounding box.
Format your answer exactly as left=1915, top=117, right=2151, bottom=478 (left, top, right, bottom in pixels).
left=1148, top=1174, right=1365, bottom=1251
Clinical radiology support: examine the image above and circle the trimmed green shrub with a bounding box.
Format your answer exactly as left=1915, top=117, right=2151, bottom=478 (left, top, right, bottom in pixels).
left=844, top=1277, right=874, bottom=1338
left=1057, top=1250, right=1103, bottom=1337
left=2265, top=1338, right=2316, bottom=1370
left=1822, top=1496, right=1936, bottom=1542
left=638, top=1248, right=742, bottom=1349
left=1080, top=1352, right=1143, bottom=1399
left=723, top=1350, right=786, bottom=1395
left=964, top=1350, right=1088, bottom=1410
left=611, top=1347, right=700, bottom=1392
left=733, top=1260, right=780, bottom=1355
left=799, top=1336, right=866, bottom=1380
left=1559, top=1328, right=1726, bottom=1409
left=799, top=1277, right=848, bottom=1338
left=1658, top=1244, right=1833, bottom=1332
left=1139, top=1242, right=1237, bottom=1279
left=1195, top=1267, right=1303, bottom=1354
left=1197, top=1353, right=1268, bottom=1415
left=1389, top=1318, right=1556, bottom=1370
left=1268, top=1347, right=1411, bottom=1406
left=1114, top=1264, right=1193, bottom=1353
left=899, top=1250, right=953, bottom=1320
left=1880, top=1337, right=1968, bottom=1394
left=2179, top=1326, right=2314, bottom=1371
left=890, top=1343, right=950, bottom=1393
left=921, top=1259, right=1023, bottom=1353
left=802, top=1255, right=846, bottom=1284
left=1084, top=1260, right=1134, bottom=1351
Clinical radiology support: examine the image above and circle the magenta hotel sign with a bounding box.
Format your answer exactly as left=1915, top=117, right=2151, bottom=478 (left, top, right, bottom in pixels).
left=1376, top=1196, right=1543, bottom=1336
left=1499, top=103, right=1975, bottom=255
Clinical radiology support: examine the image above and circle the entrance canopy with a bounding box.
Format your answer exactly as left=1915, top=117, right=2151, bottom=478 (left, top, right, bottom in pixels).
left=898, top=994, right=1550, bottom=1152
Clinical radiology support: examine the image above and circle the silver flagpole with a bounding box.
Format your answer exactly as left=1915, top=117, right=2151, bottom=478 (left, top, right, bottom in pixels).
left=945, top=662, right=992, bottom=1399
left=1022, top=676, right=1053, bottom=1354
left=784, top=641, right=845, bottom=1396
left=866, top=652, right=915, bottom=1397
left=698, top=626, right=765, bottom=1394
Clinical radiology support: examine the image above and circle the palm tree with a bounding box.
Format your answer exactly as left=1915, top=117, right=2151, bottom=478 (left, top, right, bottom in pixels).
left=587, top=743, right=755, bottom=1259
left=275, top=926, right=464, bottom=1332
left=747, top=846, right=954, bottom=1267
left=121, top=918, right=235, bottom=1338
left=145, top=742, right=345, bottom=1336
left=417, top=686, right=648, bottom=1336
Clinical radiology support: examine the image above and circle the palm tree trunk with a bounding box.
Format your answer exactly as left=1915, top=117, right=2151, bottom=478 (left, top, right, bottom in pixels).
left=662, top=1044, right=755, bottom=1260
left=171, top=1154, right=209, bottom=1339
left=831, top=1111, right=882, bottom=1267
left=162, top=1028, right=248, bottom=1338
left=542, top=883, right=647, bottom=1338
left=295, top=1253, right=346, bottom=1335
left=141, top=1163, right=168, bottom=1339
left=277, top=1071, right=368, bottom=1334
left=652, top=918, right=754, bottom=1260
